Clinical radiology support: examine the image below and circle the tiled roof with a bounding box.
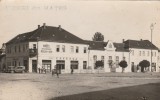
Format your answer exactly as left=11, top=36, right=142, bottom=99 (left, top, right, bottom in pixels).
left=113, top=43, right=129, bottom=52
left=84, top=40, right=108, bottom=50
left=124, top=40, right=158, bottom=50
left=6, top=25, right=86, bottom=45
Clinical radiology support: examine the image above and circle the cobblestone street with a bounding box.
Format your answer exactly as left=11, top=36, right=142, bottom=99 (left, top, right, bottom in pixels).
left=0, top=72, right=160, bottom=100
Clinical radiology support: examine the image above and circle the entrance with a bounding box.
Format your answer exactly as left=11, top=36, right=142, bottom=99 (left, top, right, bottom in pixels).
left=32, top=60, right=37, bottom=73
left=23, top=60, right=28, bottom=72
left=56, top=60, right=65, bottom=74
left=42, top=60, right=51, bottom=73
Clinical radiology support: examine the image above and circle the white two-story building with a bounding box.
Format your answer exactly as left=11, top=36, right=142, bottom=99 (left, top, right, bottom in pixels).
left=5, top=23, right=160, bottom=73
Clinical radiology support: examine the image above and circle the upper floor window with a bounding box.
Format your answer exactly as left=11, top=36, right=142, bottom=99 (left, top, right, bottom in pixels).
left=84, top=47, right=87, bottom=53
left=143, top=51, right=145, bottom=56
left=23, top=45, right=25, bottom=52
left=56, top=45, right=60, bottom=52
left=76, top=46, right=79, bottom=53
left=15, top=46, right=17, bottom=53
left=155, top=52, right=156, bottom=57
left=93, top=55, right=97, bottom=61
left=148, top=51, right=150, bottom=56
left=139, top=51, right=141, bottom=56
left=71, top=46, right=74, bottom=53
left=33, top=44, right=36, bottom=49
left=62, top=45, right=65, bottom=52
left=19, top=45, right=21, bottom=52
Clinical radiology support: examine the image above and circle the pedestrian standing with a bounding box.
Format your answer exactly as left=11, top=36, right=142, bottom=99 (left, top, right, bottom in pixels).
left=71, top=66, right=74, bottom=74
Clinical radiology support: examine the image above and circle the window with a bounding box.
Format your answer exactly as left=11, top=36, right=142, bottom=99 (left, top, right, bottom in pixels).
left=139, top=51, right=141, bottom=56
left=101, top=56, right=104, bottom=61
left=42, top=60, right=51, bottom=72
left=109, top=43, right=112, bottom=48
left=148, top=51, right=150, bottom=56
left=33, top=44, right=36, bottom=49
left=56, top=60, right=65, bottom=69
left=15, top=46, right=17, bottom=53
left=155, top=52, right=156, bottom=57
left=116, top=56, right=119, bottom=67
left=83, top=61, right=87, bottom=69
left=101, top=56, right=104, bottom=68
left=76, top=46, right=79, bottom=53
left=19, top=45, right=21, bottom=52
left=71, top=46, right=74, bottom=53
left=109, top=56, right=112, bottom=60
left=84, top=47, right=87, bottom=53
left=70, top=61, right=78, bottom=69
left=93, top=55, right=97, bottom=68
left=23, top=45, right=25, bottom=52
left=62, top=45, right=65, bottom=52
left=143, top=51, right=145, bottom=56
left=56, top=45, right=60, bottom=52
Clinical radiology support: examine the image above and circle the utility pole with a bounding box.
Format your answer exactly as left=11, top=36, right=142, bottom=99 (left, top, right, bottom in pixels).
left=150, top=23, right=156, bottom=72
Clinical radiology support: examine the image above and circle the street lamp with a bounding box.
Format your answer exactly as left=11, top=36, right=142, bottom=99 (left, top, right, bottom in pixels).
left=88, top=46, right=91, bottom=72
left=150, top=23, right=156, bottom=72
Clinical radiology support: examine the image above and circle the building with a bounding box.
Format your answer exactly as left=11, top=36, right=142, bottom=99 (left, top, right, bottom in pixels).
left=5, top=23, right=160, bottom=73
left=0, top=43, right=6, bottom=72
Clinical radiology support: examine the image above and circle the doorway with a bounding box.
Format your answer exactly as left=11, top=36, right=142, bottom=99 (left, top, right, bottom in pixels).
left=32, top=60, right=37, bottom=73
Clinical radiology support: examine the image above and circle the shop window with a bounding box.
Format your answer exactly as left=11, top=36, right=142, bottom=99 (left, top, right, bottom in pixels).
left=56, top=60, right=65, bottom=69
left=42, top=60, right=51, bottom=72
left=70, top=61, right=78, bottom=69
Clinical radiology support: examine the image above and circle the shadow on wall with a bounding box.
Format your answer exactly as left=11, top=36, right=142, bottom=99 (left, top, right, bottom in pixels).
left=49, top=82, right=160, bottom=100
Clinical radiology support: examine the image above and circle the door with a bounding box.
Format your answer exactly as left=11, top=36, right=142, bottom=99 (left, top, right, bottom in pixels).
left=23, top=60, right=28, bottom=72
left=32, top=60, right=37, bottom=73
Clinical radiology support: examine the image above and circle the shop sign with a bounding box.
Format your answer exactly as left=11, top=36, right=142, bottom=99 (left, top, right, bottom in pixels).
left=41, top=44, right=52, bottom=53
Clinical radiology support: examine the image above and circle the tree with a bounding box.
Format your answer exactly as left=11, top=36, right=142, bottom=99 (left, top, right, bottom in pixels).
left=95, top=60, right=104, bottom=73
left=119, top=60, right=128, bottom=73
left=139, top=60, right=150, bottom=72
left=92, top=32, right=104, bottom=41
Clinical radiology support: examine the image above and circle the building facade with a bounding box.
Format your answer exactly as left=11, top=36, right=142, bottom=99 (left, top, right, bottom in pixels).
left=4, top=23, right=160, bottom=73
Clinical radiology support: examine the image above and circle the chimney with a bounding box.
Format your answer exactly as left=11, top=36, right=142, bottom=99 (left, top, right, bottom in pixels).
left=58, top=25, right=61, bottom=31
left=140, top=39, right=143, bottom=41
left=122, top=39, right=125, bottom=43
left=38, top=25, right=40, bottom=28
left=43, top=23, right=46, bottom=29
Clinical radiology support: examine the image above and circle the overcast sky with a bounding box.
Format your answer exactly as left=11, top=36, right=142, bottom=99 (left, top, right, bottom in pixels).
left=0, top=0, right=160, bottom=48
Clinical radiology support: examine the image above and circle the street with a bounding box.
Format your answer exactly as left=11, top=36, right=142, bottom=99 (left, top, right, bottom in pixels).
left=0, top=72, right=160, bottom=100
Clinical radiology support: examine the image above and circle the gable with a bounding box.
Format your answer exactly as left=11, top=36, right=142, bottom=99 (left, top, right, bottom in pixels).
left=105, top=40, right=116, bottom=51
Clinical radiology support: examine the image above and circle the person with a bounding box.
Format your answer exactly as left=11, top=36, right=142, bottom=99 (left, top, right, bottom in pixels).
left=71, top=66, right=74, bottom=74
left=52, top=65, right=59, bottom=78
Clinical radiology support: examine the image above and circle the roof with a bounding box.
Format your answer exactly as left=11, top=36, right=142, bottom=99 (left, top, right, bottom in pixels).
left=6, top=25, right=86, bottom=45
left=113, top=43, right=129, bottom=52
left=84, top=40, right=108, bottom=50
left=124, top=40, right=159, bottom=50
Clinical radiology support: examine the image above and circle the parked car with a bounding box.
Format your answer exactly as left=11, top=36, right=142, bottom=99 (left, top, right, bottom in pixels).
left=5, top=66, right=25, bottom=73
left=14, top=66, right=25, bottom=73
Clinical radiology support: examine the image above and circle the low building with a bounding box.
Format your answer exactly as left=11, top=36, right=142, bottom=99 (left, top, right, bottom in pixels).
left=5, top=23, right=160, bottom=73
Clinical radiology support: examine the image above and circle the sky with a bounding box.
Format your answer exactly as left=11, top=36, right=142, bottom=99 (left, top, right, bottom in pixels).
left=0, top=0, right=160, bottom=48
